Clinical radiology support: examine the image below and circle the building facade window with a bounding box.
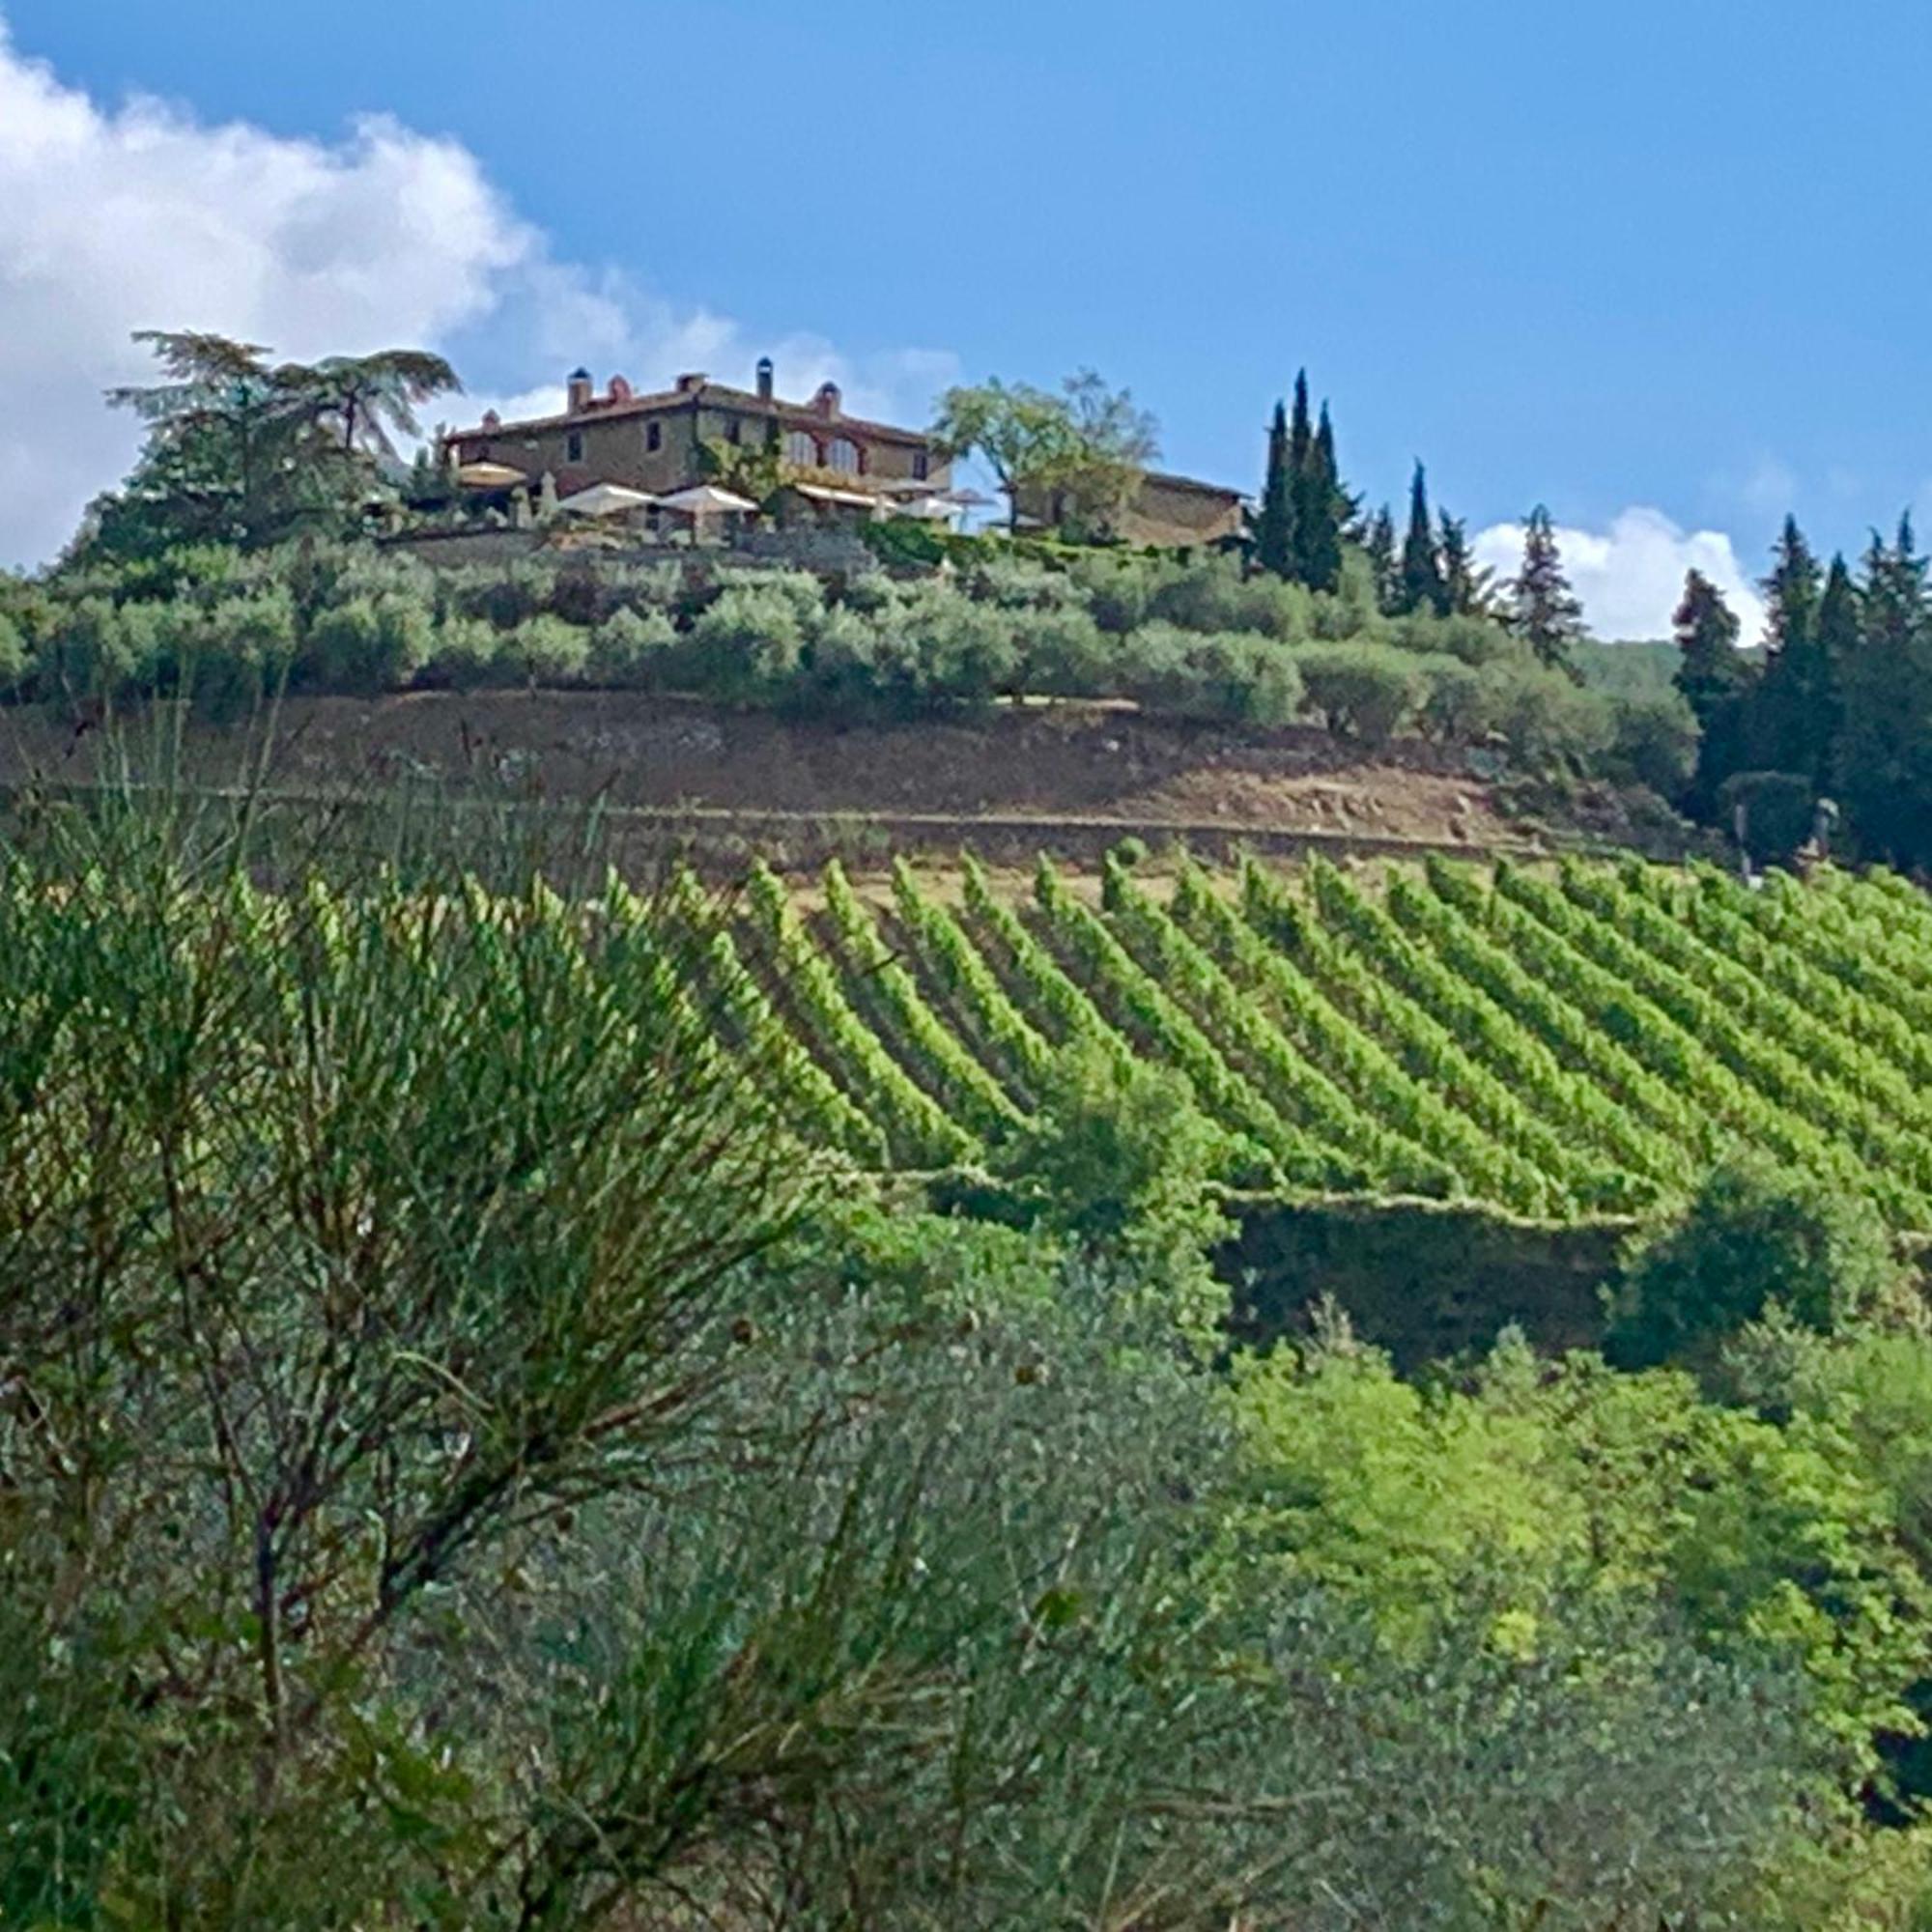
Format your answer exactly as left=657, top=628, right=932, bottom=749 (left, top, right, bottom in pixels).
left=566, top=431, right=584, bottom=463
left=911, top=449, right=930, bottom=481
left=645, top=421, right=663, bottom=452
left=723, top=415, right=742, bottom=445
left=827, top=437, right=862, bottom=474
left=785, top=430, right=818, bottom=467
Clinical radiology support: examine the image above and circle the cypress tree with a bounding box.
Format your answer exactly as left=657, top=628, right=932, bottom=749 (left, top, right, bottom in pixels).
left=1505, top=505, right=1586, bottom=673
left=1399, top=462, right=1447, bottom=615
left=1749, top=515, right=1826, bottom=778
left=1437, top=510, right=1488, bottom=616
left=1837, top=516, right=1932, bottom=866
left=1673, top=568, right=1754, bottom=816
left=1809, top=552, right=1856, bottom=789
left=1254, top=399, right=1294, bottom=579
left=1300, top=403, right=1346, bottom=593
left=1363, top=504, right=1399, bottom=614
left=1284, top=371, right=1314, bottom=582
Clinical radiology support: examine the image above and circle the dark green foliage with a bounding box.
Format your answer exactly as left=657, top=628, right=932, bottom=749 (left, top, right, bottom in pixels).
left=1362, top=500, right=1400, bottom=613
left=1674, top=567, right=1755, bottom=813
left=1294, top=640, right=1424, bottom=745
left=1506, top=504, right=1587, bottom=673
left=1398, top=461, right=1447, bottom=615
left=1299, top=402, right=1348, bottom=592
left=1607, top=688, right=1701, bottom=797
left=1837, top=518, right=1932, bottom=868
left=1606, top=1156, right=1909, bottom=1371
left=1751, top=517, right=1831, bottom=779
left=1436, top=508, right=1489, bottom=616
left=1720, top=768, right=1819, bottom=865
left=1254, top=397, right=1294, bottom=578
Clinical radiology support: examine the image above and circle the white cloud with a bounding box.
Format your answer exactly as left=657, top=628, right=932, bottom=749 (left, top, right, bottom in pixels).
left=1473, top=506, right=1767, bottom=646
left=0, top=19, right=955, bottom=565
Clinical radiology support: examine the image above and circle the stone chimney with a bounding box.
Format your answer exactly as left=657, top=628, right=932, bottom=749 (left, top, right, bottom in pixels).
left=814, top=381, right=841, bottom=418
left=755, top=356, right=775, bottom=402
left=566, top=367, right=593, bottom=413
left=675, top=371, right=708, bottom=394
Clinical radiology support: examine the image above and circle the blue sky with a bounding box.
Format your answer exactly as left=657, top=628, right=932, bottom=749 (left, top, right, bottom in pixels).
left=3, top=0, right=1929, bottom=634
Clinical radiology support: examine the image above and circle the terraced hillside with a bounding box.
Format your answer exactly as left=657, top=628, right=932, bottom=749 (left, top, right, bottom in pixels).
left=685, top=853, right=1932, bottom=1229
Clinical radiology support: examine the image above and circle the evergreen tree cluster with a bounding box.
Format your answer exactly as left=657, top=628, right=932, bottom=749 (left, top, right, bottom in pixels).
left=1673, top=512, right=1932, bottom=868
left=1253, top=371, right=1350, bottom=592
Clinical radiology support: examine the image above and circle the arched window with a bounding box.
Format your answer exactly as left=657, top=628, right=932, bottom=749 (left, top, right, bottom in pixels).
left=827, top=437, right=862, bottom=475
left=784, top=430, right=818, bottom=467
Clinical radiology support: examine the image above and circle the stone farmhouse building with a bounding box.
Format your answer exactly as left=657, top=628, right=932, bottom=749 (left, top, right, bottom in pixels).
left=1011, top=470, right=1248, bottom=550
left=440, top=355, right=1247, bottom=548
left=441, top=359, right=952, bottom=522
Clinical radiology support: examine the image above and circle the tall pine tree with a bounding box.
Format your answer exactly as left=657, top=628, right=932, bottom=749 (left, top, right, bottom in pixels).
left=1748, top=515, right=1827, bottom=779
left=1284, top=371, right=1315, bottom=582
left=1673, top=568, right=1754, bottom=816
left=1506, top=505, right=1586, bottom=672
left=1437, top=510, right=1489, bottom=616
left=1398, top=462, right=1447, bottom=615
left=1808, top=552, right=1857, bottom=790
left=1363, top=503, right=1400, bottom=614
left=1254, top=399, right=1293, bottom=579
left=1300, top=403, right=1346, bottom=593
left=1838, top=515, right=1932, bottom=867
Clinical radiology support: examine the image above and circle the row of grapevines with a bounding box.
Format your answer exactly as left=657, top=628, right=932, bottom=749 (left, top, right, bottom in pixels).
left=1635, top=865, right=1932, bottom=1094
left=1370, top=870, right=1678, bottom=1195
left=1170, top=865, right=1518, bottom=1208
left=1758, top=870, right=1932, bottom=1020
left=1098, top=856, right=1444, bottom=1196
left=1030, top=858, right=1296, bottom=1184
left=889, top=858, right=1058, bottom=1096
left=1300, top=859, right=1629, bottom=1208
left=659, top=867, right=888, bottom=1164
left=819, top=859, right=1027, bottom=1142
left=1515, top=863, right=1932, bottom=1203
left=743, top=861, right=972, bottom=1170
left=1566, top=862, right=1932, bottom=1147
left=1488, top=864, right=1905, bottom=1217
left=1237, top=861, right=1562, bottom=1216
left=958, top=854, right=1136, bottom=1072
left=1390, top=865, right=1706, bottom=1166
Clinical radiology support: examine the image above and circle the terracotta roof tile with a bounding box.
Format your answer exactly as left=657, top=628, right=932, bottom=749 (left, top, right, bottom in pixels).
left=450, top=380, right=934, bottom=449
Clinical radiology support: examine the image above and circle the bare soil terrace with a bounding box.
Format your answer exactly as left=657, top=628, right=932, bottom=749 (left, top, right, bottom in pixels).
left=0, top=691, right=1686, bottom=871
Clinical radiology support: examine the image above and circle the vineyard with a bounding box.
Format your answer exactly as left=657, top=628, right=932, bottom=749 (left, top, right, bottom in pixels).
left=668, top=851, right=1932, bottom=1230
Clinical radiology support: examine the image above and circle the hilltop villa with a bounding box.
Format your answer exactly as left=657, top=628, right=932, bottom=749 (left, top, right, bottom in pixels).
left=439, top=355, right=1249, bottom=548
left=440, top=359, right=955, bottom=525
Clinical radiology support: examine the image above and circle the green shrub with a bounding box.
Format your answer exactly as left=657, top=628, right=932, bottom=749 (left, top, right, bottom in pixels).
left=686, top=582, right=809, bottom=700
left=1606, top=1156, right=1910, bottom=1371
left=300, top=591, right=433, bottom=694
left=34, top=595, right=159, bottom=707
left=1016, top=605, right=1113, bottom=696
left=1417, top=656, right=1490, bottom=743
left=1390, top=609, right=1524, bottom=667
left=182, top=589, right=299, bottom=721
left=1307, top=548, right=1385, bottom=640
left=425, top=613, right=504, bottom=690
left=1068, top=551, right=1166, bottom=634
left=1478, top=660, right=1616, bottom=771
left=1294, top=642, right=1425, bottom=746
left=588, top=605, right=677, bottom=687
left=893, top=584, right=1020, bottom=709
left=0, top=610, right=25, bottom=693
left=1720, top=769, right=1819, bottom=865
left=1607, top=690, right=1700, bottom=799
left=1149, top=556, right=1311, bottom=640
left=1121, top=623, right=1302, bottom=724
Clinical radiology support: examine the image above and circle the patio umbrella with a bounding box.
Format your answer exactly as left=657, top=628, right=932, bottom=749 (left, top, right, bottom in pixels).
left=557, top=483, right=659, bottom=517
left=657, top=484, right=759, bottom=515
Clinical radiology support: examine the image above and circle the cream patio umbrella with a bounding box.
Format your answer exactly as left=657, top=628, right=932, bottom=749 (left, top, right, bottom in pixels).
left=557, top=482, right=659, bottom=518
